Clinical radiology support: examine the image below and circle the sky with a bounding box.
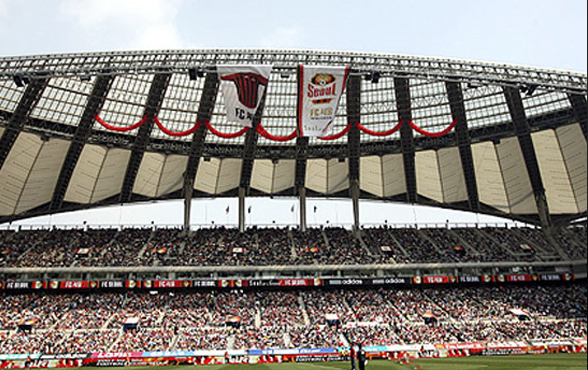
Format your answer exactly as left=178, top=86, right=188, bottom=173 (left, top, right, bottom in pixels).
left=0, top=0, right=586, bottom=228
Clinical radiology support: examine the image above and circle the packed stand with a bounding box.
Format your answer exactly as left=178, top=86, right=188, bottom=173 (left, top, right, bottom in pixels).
left=71, top=228, right=119, bottom=267
left=142, top=227, right=185, bottom=266
left=451, top=228, right=513, bottom=262
left=479, top=227, right=539, bottom=262
left=1, top=225, right=585, bottom=267
left=174, top=328, right=229, bottom=350
left=361, top=227, right=409, bottom=263
left=12, top=229, right=79, bottom=268
left=554, top=227, right=587, bottom=260
left=423, top=228, right=481, bottom=262
left=98, top=228, right=152, bottom=267
left=390, top=228, right=453, bottom=263
left=0, top=284, right=586, bottom=353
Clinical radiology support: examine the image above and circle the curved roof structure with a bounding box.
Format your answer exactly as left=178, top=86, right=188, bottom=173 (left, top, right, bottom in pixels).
left=0, top=50, right=586, bottom=225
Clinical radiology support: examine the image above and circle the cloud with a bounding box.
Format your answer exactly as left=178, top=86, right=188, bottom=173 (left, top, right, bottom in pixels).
left=60, top=0, right=187, bottom=50
left=0, top=0, right=14, bottom=18
left=261, top=26, right=307, bottom=49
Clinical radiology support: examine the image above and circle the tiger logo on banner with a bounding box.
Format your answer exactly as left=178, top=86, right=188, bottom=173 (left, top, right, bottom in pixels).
left=298, top=65, right=350, bottom=137
left=218, top=65, right=273, bottom=127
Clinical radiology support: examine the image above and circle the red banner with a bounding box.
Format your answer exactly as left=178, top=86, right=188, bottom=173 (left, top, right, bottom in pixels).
left=59, top=281, right=98, bottom=289
left=153, top=280, right=192, bottom=289
left=422, top=276, right=457, bottom=284
left=278, top=279, right=321, bottom=287
left=506, top=274, right=536, bottom=283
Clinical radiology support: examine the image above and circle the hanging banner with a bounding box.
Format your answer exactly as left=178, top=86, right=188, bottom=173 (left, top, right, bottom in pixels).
left=298, top=65, right=350, bottom=137
left=218, top=65, right=273, bottom=127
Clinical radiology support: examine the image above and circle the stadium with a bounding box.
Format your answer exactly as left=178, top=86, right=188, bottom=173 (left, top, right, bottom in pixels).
left=0, top=49, right=586, bottom=369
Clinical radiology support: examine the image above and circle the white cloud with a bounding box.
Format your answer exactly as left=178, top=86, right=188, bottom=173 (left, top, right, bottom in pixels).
left=60, top=0, right=187, bottom=50
left=261, top=26, right=306, bottom=49
left=0, top=0, right=14, bottom=17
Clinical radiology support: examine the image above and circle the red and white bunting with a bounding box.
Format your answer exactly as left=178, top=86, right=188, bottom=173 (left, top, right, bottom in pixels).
left=218, top=65, right=273, bottom=127
left=298, top=65, right=350, bottom=137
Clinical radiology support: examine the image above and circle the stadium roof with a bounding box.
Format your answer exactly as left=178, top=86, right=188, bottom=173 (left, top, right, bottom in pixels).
left=0, top=49, right=586, bottom=225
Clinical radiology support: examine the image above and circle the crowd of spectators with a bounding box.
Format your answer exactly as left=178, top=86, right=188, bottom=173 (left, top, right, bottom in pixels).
left=175, top=328, right=229, bottom=351
left=389, top=228, right=452, bottom=263
left=361, top=227, right=407, bottom=263
left=555, top=227, right=587, bottom=260
left=111, top=329, right=175, bottom=352
left=0, top=284, right=585, bottom=353
left=1, top=225, right=586, bottom=267
left=57, top=330, right=120, bottom=353
left=288, top=325, right=345, bottom=348
left=234, top=327, right=286, bottom=350
left=451, top=228, right=511, bottom=262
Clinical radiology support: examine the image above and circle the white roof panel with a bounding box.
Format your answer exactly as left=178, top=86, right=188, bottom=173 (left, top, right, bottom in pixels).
left=194, top=158, right=242, bottom=195
left=0, top=133, right=43, bottom=215
left=272, top=160, right=296, bottom=194
left=216, top=159, right=242, bottom=195
left=157, top=155, right=188, bottom=197
left=438, top=147, right=468, bottom=203
left=306, top=159, right=349, bottom=195
left=472, top=141, right=510, bottom=213
left=133, top=152, right=166, bottom=198
left=15, top=138, right=70, bottom=214
left=382, top=154, right=406, bottom=198
left=532, top=129, right=579, bottom=214
left=360, top=156, right=384, bottom=198
left=416, top=150, right=443, bottom=203
left=90, top=148, right=131, bottom=203
left=496, top=137, right=537, bottom=214
left=64, top=144, right=107, bottom=204
left=194, top=158, right=220, bottom=195
left=250, top=160, right=274, bottom=194
left=556, top=123, right=587, bottom=213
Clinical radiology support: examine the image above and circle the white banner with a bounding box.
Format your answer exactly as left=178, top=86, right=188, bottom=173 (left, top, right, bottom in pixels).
left=218, top=65, right=273, bottom=127
left=298, top=65, right=350, bottom=137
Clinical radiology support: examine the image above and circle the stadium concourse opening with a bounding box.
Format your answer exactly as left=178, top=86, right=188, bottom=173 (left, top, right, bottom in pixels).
left=0, top=50, right=586, bottom=367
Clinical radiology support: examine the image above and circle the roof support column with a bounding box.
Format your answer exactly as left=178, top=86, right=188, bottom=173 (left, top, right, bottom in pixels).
left=394, top=77, right=417, bottom=204
left=299, top=186, right=307, bottom=232
left=295, top=66, right=310, bottom=233
left=446, top=81, right=480, bottom=210
left=0, top=78, right=49, bottom=173
left=120, top=73, right=172, bottom=203
left=347, top=74, right=361, bottom=232
left=238, top=89, right=267, bottom=232
left=183, top=70, right=219, bottom=234
left=504, top=87, right=552, bottom=229
left=568, top=94, right=588, bottom=140
left=296, top=137, right=309, bottom=232
left=238, top=186, right=246, bottom=232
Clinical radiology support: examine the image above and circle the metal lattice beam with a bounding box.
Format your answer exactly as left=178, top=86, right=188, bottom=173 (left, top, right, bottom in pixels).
left=119, top=73, right=172, bottom=203
left=568, top=93, right=588, bottom=139
left=2, top=50, right=585, bottom=94
left=347, top=75, right=362, bottom=230
left=504, top=86, right=551, bottom=227
left=295, top=137, right=309, bottom=189
left=446, top=81, right=480, bottom=210
left=0, top=78, right=48, bottom=173
left=184, top=71, right=219, bottom=195
left=50, top=75, right=114, bottom=211
left=395, top=77, right=417, bottom=203
left=347, top=75, right=361, bottom=181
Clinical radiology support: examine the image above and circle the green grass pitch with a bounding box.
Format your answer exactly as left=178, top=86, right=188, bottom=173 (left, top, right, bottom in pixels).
left=79, top=353, right=587, bottom=370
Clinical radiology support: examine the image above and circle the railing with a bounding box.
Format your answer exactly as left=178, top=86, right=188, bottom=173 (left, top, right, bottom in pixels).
left=1, top=260, right=584, bottom=276
left=0, top=221, right=544, bottom=231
